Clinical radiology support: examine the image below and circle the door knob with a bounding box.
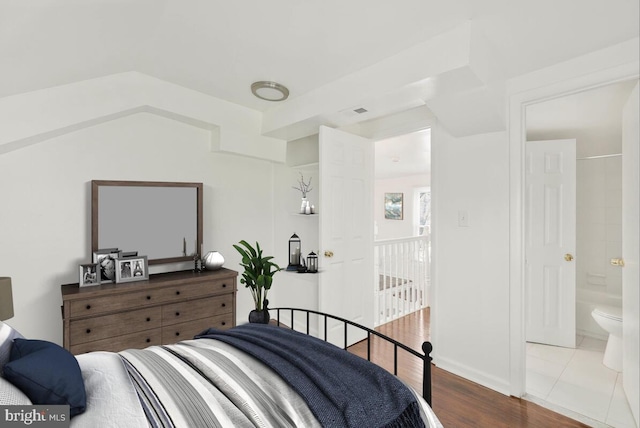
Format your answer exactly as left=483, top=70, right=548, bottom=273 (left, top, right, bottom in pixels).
left=610, top=258, right=625, bottom=267
left=324, top=251, right=334, bottom=258
left=564, top=253, right=574, bottom=262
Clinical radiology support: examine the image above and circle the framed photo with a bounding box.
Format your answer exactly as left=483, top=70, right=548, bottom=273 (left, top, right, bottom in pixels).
left=115, top=256, right=148, bottom=283
left=93, top=248, right=121, bottom=284
left=79, top=263, right=99, bottom=287
left=384, top=192, right=404, bottom=220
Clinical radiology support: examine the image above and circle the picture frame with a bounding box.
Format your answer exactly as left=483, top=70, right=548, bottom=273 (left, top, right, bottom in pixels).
left=384, top=192, right=404, bottom=220
left=93, top=248, right=121, bottom=284
left=79, top=263, right=100, bottom=287
left=115, top=256, right=149, bottom=283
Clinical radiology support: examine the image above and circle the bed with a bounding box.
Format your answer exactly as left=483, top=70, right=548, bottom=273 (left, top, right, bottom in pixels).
left=0, top=309, right=442, bottom=427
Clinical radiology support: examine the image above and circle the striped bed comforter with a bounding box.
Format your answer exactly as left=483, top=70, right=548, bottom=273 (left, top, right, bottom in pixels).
left=121, top=338, right=323, bottom=427
left=71, top=330, right=442, bottom=428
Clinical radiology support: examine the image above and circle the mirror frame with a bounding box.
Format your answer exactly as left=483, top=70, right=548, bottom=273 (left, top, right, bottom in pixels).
left=91, top=180, right=203, bottom=266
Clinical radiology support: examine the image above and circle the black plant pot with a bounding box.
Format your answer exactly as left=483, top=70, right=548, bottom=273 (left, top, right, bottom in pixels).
left=248, top=309, right=270, bottom=324
left=249, top=298, right=270, bottom=324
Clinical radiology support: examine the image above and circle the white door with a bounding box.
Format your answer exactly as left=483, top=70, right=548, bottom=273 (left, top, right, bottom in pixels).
left=525, top=139, right=576, bottom=348
left=622, top=82, right=639, bottom=425
left=319, top=125, right=374, bottom=347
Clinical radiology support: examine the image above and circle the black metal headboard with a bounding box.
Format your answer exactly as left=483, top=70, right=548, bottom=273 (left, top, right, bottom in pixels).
left=271, top=307, right=433, bottom=406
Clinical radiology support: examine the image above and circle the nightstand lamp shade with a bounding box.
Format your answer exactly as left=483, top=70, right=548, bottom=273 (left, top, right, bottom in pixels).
left=0, top=277, right=14, bottom=320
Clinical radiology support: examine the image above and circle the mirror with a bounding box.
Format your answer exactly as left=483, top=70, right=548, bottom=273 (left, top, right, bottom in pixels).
left=91, top=180, right=203, bottom=265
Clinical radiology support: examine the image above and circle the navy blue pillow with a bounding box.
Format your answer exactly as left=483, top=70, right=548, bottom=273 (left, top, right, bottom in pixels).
left=4, top=339, right=86, bottom=417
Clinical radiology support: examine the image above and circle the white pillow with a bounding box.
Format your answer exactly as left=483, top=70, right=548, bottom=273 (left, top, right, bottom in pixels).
left=0, top=376, right=31, bottom=405
left=0, top=321, right=24, bottom=377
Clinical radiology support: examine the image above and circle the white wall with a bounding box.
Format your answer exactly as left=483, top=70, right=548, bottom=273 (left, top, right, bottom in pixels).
left=432, top=127, right=511, bottom=394
left=0, top=112, right=276, bottom=343
left=374, top=174, right=430, bottom=240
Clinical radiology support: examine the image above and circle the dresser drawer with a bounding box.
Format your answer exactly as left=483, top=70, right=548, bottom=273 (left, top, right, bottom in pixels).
left=69, top=307, right=162, bottom=345
left=162, top=294, right=233, bottom=326
left=153, top=278, right=235, bottom=304
left=70, top=328, right=162, bottom=355
left=68, top=289, right=168, bottom=318
left=161, top=314, right=233, bottom=343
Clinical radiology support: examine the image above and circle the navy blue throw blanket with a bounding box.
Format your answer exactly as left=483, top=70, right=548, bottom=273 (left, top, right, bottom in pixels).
left=195, top=324, right=425, bottom=428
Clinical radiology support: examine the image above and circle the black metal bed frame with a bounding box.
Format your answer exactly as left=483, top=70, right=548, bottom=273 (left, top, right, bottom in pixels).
left=271, top=307, right=433, bottom=406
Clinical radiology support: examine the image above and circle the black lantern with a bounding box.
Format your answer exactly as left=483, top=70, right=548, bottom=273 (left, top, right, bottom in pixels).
left=287, top=233, right=301, bottom=271
left=306, top=251, right=318, bottom=273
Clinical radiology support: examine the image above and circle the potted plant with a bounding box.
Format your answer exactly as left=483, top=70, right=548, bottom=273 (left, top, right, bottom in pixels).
left=233, top=240, right=283, bottom=323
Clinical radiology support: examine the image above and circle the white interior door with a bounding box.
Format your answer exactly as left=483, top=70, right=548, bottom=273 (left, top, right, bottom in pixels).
left=621, top=81, right=639, bottom=425
left=319, top=125, right=374, bottom=347
left=525, top=139, right=576, bottom=348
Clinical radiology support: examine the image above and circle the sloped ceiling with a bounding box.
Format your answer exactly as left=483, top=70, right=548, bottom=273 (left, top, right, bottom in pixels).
left=0, top=0, right=638, bottom=143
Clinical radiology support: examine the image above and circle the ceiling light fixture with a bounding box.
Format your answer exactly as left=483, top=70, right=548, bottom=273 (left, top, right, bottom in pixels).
left=251, top=81, right=289, bottom=102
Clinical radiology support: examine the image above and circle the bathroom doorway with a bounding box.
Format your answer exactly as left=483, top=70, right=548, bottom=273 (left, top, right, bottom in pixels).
left=522, top=80, right=637, bottom=425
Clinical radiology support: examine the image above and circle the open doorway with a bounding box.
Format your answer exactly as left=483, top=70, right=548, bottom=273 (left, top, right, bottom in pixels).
left=523, top=80, right=637, bottom=426
left=373, top=128, right=432, bottom=327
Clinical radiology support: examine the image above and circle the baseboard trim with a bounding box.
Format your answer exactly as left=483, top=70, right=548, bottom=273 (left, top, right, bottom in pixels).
left=435, top=356, right=511, bottom=396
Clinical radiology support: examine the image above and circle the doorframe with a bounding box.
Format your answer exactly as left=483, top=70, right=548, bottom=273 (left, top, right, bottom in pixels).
left=346, top=113, right=437, bottom=356
left=508, top=53, right=639, bottom=396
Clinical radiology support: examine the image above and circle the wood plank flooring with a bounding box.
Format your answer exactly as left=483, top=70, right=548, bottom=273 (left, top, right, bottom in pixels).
left=347, top=308, right=590, bottom=427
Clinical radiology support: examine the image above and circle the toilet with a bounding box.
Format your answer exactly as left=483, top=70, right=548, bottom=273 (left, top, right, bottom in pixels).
left=591, top=305, right=623, bottom=372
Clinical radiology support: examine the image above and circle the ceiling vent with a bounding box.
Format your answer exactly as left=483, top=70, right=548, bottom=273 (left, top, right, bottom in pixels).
left=353, top=107, right=368, bottom=114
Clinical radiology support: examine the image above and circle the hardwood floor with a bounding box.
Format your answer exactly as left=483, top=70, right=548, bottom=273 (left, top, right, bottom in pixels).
left=347, top=308, right=590, bottom=427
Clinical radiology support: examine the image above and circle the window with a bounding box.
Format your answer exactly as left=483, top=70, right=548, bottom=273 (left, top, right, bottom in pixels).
left=415, top=188, right=431, bottom=236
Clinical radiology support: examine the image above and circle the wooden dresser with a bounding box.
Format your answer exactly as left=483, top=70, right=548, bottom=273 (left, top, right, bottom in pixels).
left=61, top=268, right=237, bottom=354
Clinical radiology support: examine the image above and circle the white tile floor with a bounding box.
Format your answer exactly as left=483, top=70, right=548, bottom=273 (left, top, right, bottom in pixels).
left=526, top=336, right=637, bottom=428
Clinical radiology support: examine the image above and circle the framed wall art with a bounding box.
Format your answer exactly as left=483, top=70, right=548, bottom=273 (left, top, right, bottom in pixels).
left=384, top=192, right=403, bottom=220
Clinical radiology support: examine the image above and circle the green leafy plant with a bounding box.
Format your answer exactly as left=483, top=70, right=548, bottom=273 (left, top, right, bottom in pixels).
left=233, top=240, right=282, bottom=311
